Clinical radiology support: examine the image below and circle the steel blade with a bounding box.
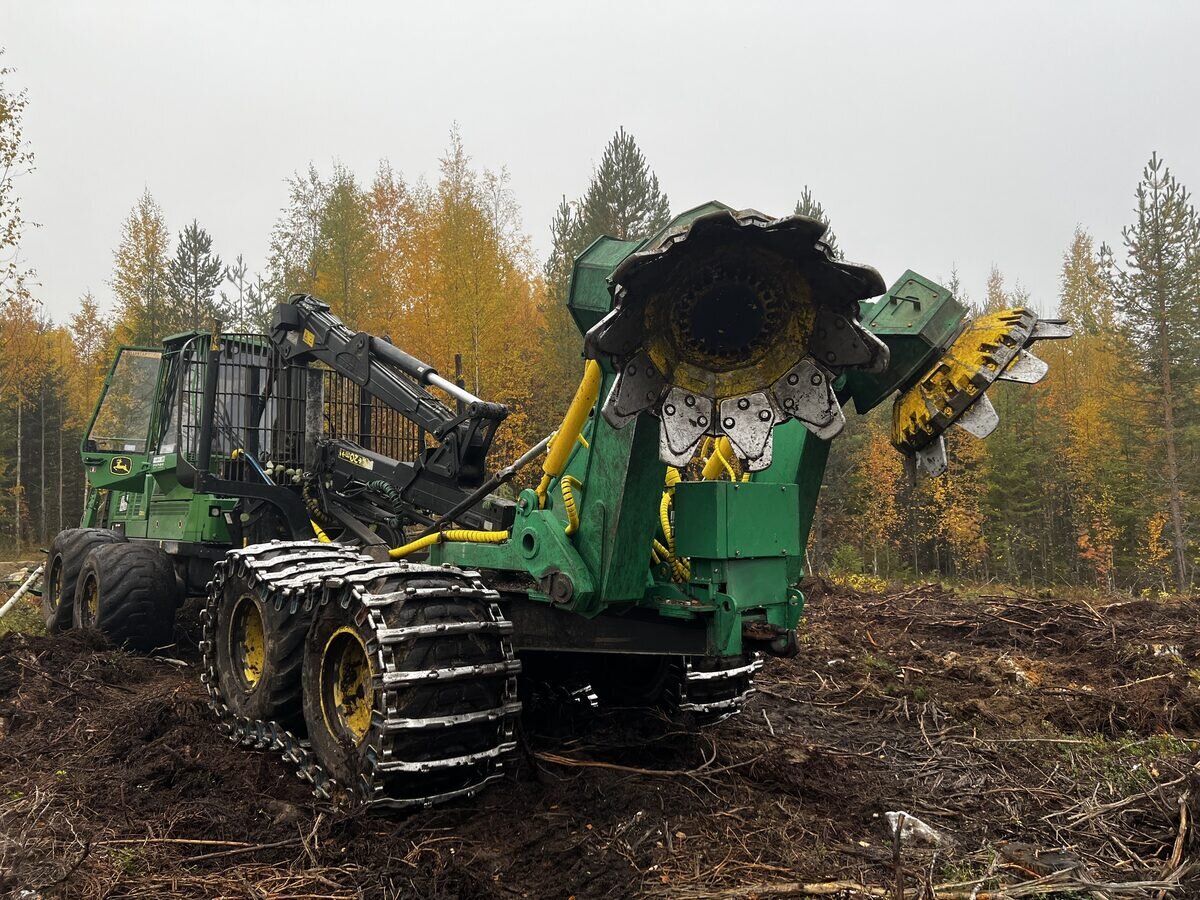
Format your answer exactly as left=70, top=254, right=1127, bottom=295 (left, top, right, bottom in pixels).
left=915, top=435, right=947, bottom=477
left=998, top=349, right=1049, bottom=384
left=955, top=394, right=999, bottom=439
left=658, top=387, right=714, bottom=465
left=1030, top=319, right=1073, bottom=341
left=601, top=351, right=668, bottom=427
left=719, top=392, right=775, bottom=463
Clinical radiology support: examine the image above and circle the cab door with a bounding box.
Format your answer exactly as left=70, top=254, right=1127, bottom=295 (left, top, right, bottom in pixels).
left=82, top=347, right=164, bottom=498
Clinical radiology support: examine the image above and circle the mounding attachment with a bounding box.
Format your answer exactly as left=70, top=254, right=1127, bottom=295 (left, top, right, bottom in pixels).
left=892, top=311, right=1073, bottom=475
left=584, top=208, right=889, bottom=470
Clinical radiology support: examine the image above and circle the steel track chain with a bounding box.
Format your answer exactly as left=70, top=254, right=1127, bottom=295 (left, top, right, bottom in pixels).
left=679, top=654, right=764, bottom=725
left=200, top=540, right=522, bottom=810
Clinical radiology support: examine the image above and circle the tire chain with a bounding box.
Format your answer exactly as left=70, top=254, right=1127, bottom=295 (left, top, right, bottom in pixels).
left=678, top=654, right=764, bottom=725
left=200, top=540, right=522, bottom=810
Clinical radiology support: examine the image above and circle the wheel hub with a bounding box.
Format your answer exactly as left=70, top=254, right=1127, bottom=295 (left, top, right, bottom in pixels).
left=321, top=627, right=373, bottom=745
left=79, top=573, right=99, bottom=626
left=230, top=595, right=266, bottom=691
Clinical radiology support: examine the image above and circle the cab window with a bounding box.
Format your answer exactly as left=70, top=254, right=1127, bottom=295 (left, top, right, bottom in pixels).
left=87, top=349, right=163, bottom=453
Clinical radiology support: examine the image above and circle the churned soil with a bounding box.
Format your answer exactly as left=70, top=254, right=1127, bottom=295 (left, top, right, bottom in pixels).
left=0, top=580, right=1197, bottom=898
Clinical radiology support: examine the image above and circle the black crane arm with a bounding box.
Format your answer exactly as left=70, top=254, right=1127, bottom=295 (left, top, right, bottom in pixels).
left=271, top=294, right=508, bottom=489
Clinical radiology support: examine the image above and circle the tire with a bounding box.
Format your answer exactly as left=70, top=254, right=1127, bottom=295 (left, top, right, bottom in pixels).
left=72, top=543, right=179, bottom=652
left=211, top=573, right=309, bottom=732
left=42, top=528, right=127, bottom=633
left=302, top=576, right=519, bottom=804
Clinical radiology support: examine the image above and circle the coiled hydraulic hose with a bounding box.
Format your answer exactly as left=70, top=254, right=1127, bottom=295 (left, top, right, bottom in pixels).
left=561, top=475, right=583, bottom=536
left=656, top=465, right=690, bottom=582
left=388, top=528, right=510, bottom=560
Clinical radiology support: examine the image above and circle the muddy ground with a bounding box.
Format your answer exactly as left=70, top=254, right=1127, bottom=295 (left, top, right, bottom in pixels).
left=0, top=579, right=1197, bottom=899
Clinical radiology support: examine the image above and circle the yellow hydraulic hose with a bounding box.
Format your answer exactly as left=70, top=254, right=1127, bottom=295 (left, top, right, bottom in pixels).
left=561, top=475, right=582, bottom=536
left=536, top=360, right=602, bottom=508
left=659, top=492, right=675, bottom=553
left=702, top=437, right=738, bottom=481
left=389, top=528, right=510, bottom=560
left=656, top=466, right=690, bottom=583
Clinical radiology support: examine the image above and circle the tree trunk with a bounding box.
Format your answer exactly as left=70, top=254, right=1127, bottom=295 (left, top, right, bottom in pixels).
left=58, top=394, right=64, bottom=534
left=39, top=381, right=46, bottom=542
left=1158, top=326, right=1189, bottom=591
left=15, top=401, right=22, bottom=554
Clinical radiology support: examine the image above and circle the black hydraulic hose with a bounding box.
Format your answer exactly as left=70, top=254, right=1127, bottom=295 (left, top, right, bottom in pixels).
left=415, top=432, right=552, bottom=538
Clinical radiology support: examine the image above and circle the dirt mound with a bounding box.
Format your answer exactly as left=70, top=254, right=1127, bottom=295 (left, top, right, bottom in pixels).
left=0, top=586, right=1197, bottom=898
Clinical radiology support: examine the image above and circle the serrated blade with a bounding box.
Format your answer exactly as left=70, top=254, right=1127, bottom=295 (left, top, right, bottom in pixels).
left=955, top=394, right=999, bottom=439
left=998, top=349, right=1049, bottom=384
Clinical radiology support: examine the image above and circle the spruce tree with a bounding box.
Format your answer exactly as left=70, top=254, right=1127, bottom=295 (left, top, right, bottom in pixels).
left=1102, top=152, right=1200, bottom=592
left=544, top=128, right=672, bottom=306
left=794, top=185, right=841, bottom=259
left=168, top=219, right=225, bottom=332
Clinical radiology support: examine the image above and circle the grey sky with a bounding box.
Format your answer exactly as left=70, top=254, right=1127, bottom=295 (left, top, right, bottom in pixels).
left=4, top=0, right=1199, bottom=324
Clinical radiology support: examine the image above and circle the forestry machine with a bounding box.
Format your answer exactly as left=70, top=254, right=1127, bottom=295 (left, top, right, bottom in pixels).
left=44, top=203, right=1069, bottom=808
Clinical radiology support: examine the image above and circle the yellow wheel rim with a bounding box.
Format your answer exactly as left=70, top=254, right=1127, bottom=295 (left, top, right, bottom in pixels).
left=321, top=627, right=373, bottom=745
left=48, top=561, right=63, bottom=612
left=80, top=574, right=99, bottom=626
left=230, top=595, right=266, bottom=690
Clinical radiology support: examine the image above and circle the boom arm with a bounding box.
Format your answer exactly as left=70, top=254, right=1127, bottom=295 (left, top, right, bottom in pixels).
left=271, top=295, right=512, bottom=534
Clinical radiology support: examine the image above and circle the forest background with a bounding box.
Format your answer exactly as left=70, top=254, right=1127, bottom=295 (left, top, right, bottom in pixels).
left=2, top=61, right=1197, bottom=595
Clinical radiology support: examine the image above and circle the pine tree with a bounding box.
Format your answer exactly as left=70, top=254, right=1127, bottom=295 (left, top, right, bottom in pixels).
left=577, top=127, right=671, bottom=242
left=168, top=219, right=225, bottom=332
left=243, top=274, right=275, bottom=334
left=793, top=185, right=841, bottom=259
left=1102, top=153, right=1200, bottom=592
left=112, top=191, right=172, bottom=344
left=539, top=128, right=671, bottom=431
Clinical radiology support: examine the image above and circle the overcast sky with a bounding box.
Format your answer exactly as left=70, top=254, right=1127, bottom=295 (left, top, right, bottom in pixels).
left=4, top=1, right=1199, bottom=324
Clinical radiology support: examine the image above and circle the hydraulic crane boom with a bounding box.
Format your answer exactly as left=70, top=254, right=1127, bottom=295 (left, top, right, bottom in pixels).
left=270, top=294, right=514, bottom=538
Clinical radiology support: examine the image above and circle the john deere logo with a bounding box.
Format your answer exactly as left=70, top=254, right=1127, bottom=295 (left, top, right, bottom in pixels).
left=110, top=456, right=133, bottom=476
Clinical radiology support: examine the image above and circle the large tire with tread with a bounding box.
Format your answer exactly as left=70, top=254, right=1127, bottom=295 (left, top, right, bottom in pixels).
left=302, top=574, right=519, bottom=806
left=72, top=542, right=179, bottom=652
left=212, top=572, right=309, bottom=732
left=42, top=528, right=127, bottom=633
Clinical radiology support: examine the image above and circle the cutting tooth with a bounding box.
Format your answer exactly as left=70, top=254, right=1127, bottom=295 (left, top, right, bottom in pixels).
left=808, top=309, right=891, bottom=373
left=915, top=435, right=948, bottom=477
left=955, top=394, right=999, bottom=439
left=1030, top=319, right=1073, bottom=341
left=770, top=357, right=846, bottom=440
left=601, top=350, right=668, bottom=428
left=803, top=399, right=847, bottom=442
left=658, top=388, right=714, bottom=466
left=998, top=349, right=1049, bottom=384
left=718, top=392, right=775, bottom=465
